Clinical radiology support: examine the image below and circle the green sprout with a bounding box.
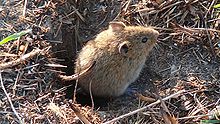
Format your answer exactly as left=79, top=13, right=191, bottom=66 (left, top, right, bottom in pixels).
left=200, top=120, right=220, bottom=124
left=0, top=29, right=32, bottom=45
left=214, top=4, right=220, bottom=9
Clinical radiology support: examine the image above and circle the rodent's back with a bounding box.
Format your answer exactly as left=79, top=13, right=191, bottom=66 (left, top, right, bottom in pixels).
left=75, top=22, right=159, bottom=97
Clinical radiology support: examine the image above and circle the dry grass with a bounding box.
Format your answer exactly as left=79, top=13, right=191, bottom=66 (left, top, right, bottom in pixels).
left=0, top=0, right=220, bottom=123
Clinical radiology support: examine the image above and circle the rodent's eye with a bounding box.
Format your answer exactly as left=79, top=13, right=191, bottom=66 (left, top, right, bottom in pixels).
left=119, top=42, right=129, bottom=56
left=141, top=37, right=148, bottom=43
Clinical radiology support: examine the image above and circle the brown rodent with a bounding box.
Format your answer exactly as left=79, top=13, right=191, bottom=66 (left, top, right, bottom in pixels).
left=59, top=22, right=159, bottom=97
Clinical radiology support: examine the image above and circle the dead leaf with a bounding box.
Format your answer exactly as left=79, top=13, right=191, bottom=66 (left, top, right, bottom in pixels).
left=136, top=93, right=156, bottom=102
left=160, top=108, right=179, bottom=124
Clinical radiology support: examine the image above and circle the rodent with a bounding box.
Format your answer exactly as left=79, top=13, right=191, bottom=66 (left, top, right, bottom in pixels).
left=59, top=22, right=159, bottom=97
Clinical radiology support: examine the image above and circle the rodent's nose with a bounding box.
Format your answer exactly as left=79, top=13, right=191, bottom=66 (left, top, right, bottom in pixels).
left=151, top=30, right=159, bottom=43
left=154, top=30, right=159, bottom=37
left=153, top=30, right=159, bottom=42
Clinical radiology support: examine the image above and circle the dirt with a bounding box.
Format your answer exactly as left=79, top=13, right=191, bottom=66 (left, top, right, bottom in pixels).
left=0, top=0, right=220, bottom=124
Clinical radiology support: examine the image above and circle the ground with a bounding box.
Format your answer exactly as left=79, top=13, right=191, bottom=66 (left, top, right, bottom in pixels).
left=0, top=0, right=220, bottom=124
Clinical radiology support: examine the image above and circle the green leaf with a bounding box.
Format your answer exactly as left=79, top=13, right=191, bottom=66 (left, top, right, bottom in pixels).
left=200, top=120, right=220, bottom=124
left=0, top=29, right=32, bottom=45
left=214, top=4, right=220, bottom=9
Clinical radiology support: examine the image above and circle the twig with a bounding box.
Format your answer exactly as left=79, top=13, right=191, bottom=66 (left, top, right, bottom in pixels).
left=193, top=28, right=220, bottom=33
left=44, top=63, right=67, bottom=68
left=123, top=0, right=131, bottom=12
left=0, top=49, right=43, bottom=70
left=54, top=21, right=62, bottom=38
left=68, top=101, right=91, bottom=124
left=204, top=0, right=216, bottom=19
left=12, top=71, right=21, bottom=95
left=0, top=71, right=23, bottom=123
left=89, top=80, right=94, bottom=111
left=178, top=114, right=212, bottom=120
left=59, top=61, right=96, bottom=81
left=71, top=5, right=85, bottom=22
left=73, top=79, right=78, bottom=102
left=73, top=20, right=80, bottom=102
left=61, top=10, right=77, bottom=19
left=103, top=90, right=185, bottom=124
left=204, top=21, right=215, bottom=58
left=22, top=0, right=28, bottom=17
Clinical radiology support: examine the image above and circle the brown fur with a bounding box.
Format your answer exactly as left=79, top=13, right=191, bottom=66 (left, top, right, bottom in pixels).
left=61, top=22, right=159, bottom=97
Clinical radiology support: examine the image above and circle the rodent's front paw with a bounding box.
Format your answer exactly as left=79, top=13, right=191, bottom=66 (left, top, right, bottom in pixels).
left=124, top=87, right=138, bottom=97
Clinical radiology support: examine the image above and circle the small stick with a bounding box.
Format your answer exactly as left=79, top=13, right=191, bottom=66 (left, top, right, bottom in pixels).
left=103, top=90, right=185, bottom=124
left=22, top=0, right=28, bottom=17
left=68, top=101, right=91, bottom=124
left=204, top=0, right=216, bottom=19
left=178, top=114, right=212, bottom=120
left=71, top=5, right=85, bottom=22
left=59, top=61, right=96, bottom=81
left=89, top=80, right=94, bottom=111
left=204, top=20, right=216, bottom=58
left=0, top=49, right=42, bottom=70
left=0, top=71, right=23, bottom=123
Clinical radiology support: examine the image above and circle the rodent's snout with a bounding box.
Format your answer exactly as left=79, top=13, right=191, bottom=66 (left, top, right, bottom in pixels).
left=153, top=30, right=159, bottom=38
left=151, top=29, right=159, bottom=42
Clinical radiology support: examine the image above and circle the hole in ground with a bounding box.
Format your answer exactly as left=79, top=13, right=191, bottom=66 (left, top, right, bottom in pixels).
left=64, top=83, right=111, bottom=107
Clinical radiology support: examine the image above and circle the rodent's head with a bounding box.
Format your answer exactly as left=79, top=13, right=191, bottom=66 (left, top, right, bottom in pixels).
left=109, top=22, right=159, bottom=58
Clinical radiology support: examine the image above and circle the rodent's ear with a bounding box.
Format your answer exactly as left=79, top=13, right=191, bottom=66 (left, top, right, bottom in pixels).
left=109, top=22, right=126, bottom=32
left=118, top=41, right=130, bottom=56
